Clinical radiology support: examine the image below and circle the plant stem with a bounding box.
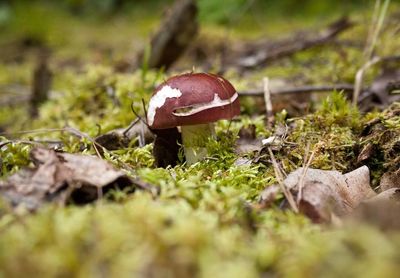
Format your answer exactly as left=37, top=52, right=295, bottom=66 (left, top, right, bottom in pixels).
left=180, top=123, right=215, bottom=165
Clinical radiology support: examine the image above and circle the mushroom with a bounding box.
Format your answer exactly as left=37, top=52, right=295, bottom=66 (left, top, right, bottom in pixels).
left=147, top=72, right=240, bottom=165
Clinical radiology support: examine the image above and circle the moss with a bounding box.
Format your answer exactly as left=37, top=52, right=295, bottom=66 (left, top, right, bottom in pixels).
left=0, top=140, right=32, bottom=177
left=1, top=3, right=400, bottom=277
left=0, top=198, right=398, bottom=277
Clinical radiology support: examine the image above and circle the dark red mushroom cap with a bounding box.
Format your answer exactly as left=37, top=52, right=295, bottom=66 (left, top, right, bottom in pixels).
left=147, top=73, right=240, bottom=129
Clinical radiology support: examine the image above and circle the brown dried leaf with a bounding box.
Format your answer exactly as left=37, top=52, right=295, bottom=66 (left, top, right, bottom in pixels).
left=0, top=147, right=148, bottom=210
left=258, top=184, right=280, bottom=209
left=349, top=188, right=400, bottom=230
left=261, top=166, right=377, bottom=223
left=379, top=169, right=400, bottom=191
left=235, top=125, right=263, bottom=154
left=95, top=121, right=154, bottom=150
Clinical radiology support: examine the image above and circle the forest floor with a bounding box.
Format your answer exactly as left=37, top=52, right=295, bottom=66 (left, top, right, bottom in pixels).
left=0, top=1, right=400, bottom=277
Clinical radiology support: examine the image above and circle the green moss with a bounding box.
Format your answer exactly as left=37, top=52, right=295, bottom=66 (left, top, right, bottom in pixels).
left=0, top=140, right=32, bottom=177
left=1, top=3, right=400, bottom=277
left=0, top=198, right=398, bottom=277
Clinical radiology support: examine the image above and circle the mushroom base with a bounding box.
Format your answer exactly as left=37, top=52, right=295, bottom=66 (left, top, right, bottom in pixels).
left=180, top=123, right=215, bottom=165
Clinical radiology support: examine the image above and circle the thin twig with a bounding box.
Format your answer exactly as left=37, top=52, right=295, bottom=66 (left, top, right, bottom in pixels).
left=239, top=83, right=355, bottom=97
left=0, top=128, right=65, bottom=136
left=297, top=145, right=316, bottom=204
left=268, top=148, right=298, bottom=213
left=353, top=56, right=382, bottom=105
left=236, top=17, right=354, bottom=69
left=364, top=0, right=391, bottom=60
left=364, top=0, right=381, bottom=59
left=263, top=77, right=274, bottom=128
left=64, top=127, right=102, bottom=159
left=0, top=140, right=41, bottom=149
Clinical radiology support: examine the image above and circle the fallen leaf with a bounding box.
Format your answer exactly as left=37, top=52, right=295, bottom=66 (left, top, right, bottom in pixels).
left=259, top=166, right=376, bottom=223
left=258, top=184, right=280, bottom=208
left=0, top=147, right=153, bottom=210
left=235, top=125, right=263, bottom=154
left=95, top=121, right=154, bottom=150
left=349, top=188, right=400, bottom=230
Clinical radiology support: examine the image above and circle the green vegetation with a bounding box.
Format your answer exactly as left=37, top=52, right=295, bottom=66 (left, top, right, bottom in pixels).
left=1, top=1, right=400, bottom=277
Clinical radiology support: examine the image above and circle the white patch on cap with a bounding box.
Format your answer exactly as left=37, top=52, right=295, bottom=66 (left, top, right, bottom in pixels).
left=172, top=92, right=238, bottom=117
left=147, top=85, right=182, bottom=126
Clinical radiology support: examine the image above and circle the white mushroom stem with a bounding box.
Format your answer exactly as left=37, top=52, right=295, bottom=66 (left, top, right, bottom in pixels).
left=180, top=123, right=215, bottom=165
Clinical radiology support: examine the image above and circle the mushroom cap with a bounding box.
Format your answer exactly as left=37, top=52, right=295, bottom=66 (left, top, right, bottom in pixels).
left=147, top=73, right=240, bottom=129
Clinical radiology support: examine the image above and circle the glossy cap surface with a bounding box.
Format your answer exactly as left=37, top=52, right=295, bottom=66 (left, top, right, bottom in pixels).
left=147, top=73, right=240, bottom=129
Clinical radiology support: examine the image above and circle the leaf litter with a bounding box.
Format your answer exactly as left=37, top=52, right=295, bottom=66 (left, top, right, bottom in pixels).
left=0, top=147, right=154, bottom=210
left=259, top=165, right=400, bottom=224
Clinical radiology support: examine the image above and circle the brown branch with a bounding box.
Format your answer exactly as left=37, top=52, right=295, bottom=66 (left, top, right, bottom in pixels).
left=262, top=77, right=274, bottom=128
left=137, top=0, right=198, bottom=70
left=239, top=83, right=355, bottom=97
left=235, top=17, right=355, bottom=69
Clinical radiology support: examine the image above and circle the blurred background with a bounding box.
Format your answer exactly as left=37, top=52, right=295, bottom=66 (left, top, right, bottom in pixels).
left=0, top=0, right=372, bottom=67
left=0, top=0, right=399, bottom=133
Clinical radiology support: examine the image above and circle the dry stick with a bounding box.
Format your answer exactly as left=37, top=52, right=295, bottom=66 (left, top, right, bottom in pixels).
left=236, top=17, right=354, bottom=69
left=263, top=77, right=274, bottom=128
left=140, top=0, right=198, bottom=70
left=355, top=0, right=391, bottom=105
left=364, top=0, right=391, bottom=60
left=267, top=148, right=298, bottom=213
left=297, top=145, right=316, bottom=204
left=0, top=140, right=41, bottom=149
left=129, top=102, right=148, bottom=147
left=354, top=55, right=400, bottom=104
left=0, top=128, right=67, bottom=136
left=239, top=84, right=355, bottom=97
left=297, top=142, right=310, bottom=203
left=353, top=56, right=382, bottom=105
left=364, top=0, right=382, bottom=59
left=64, top=126, right=103, bottom=159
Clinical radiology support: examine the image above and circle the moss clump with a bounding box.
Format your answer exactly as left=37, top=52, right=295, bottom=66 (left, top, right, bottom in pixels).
left=357, top=103, right=400, bottom=187
left=255, top=92, right=361, bottom=174
left=0, top=196, right=399, bottom=277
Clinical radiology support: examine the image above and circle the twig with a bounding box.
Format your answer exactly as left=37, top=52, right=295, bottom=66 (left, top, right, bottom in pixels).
left=263, top=77, right=274, bottom=128
left=355, top=55, right=400, bottom=104
left=297, top=144, right=316, bottom=204
left=0, top=140, right=40, bottom=149
left=353, top=56, right=382, bottom=105
left=364, top=0, right=381, bottom=59
left=356, top=0, right=391, bottom=105
left=0, top=95, right=30, bottom=107
left=364, top=0, right=391, bottom=60
left=267, top=148, right=298, bottom=213
left=64, top=126, right=103, bottom=159
left=236, top=17, right=354, bottom=69
left=137, top=0, right=198, bottom=70
left=0, top=128, right=65, bottom=136
left=30, top=48, right=52, bottom=118
left=239, top=83, right=355, bottom=97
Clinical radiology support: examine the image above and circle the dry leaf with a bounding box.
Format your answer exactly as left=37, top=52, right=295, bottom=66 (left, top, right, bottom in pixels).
left=349, top=188, right=400, bottom=230
left=95, top=121, right=154, bottom=150
left=235, top=125, right=263, bottom=154
left=379, top=169, right=400, bottom=191
left=260, top=166, right=376, bottom=223
left=0, top=147, right=151, bottom=210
